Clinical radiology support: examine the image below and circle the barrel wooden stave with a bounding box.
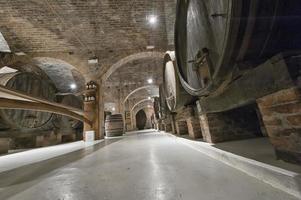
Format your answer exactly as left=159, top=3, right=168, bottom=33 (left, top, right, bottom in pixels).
left=163, top=51, right=195, bottom=112
left=105, top=114, right=124, bottom=137
left=175, top=0, right=301, bottom=96
left=158, top=85, right=169, bottom=119
left=0, top=72, right=56, bottom=130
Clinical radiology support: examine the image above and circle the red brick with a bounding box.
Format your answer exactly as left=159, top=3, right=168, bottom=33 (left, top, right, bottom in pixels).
left=270, top=102, right=301, bottom=114
left=287, top=115, right=301, bottom=126
left=258, top=87, right=300, bottom=107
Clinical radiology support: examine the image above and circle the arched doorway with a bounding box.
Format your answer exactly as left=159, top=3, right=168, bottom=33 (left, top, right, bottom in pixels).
left=136, top=109, right=147, bottom=130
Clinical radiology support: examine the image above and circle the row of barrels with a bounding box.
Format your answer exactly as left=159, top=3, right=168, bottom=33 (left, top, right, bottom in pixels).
left=0, top=72, right=83, bottom=133
left=157, top=0, right=301, bottom=118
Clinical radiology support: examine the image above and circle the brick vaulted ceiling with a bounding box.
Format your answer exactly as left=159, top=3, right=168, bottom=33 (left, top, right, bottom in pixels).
left=0, top=0, right=176, bottom=81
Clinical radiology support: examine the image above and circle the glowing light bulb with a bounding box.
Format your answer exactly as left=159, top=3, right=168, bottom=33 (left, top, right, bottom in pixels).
left=70, top=83, right=77, bottom=89
left=148, top=15, right=158, bottom=24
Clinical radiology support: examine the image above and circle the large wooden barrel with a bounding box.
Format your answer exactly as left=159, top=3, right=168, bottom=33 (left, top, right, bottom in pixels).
left=0, top=72, right=56, bottom=130
left=153, top=97, right=160, bottom=120
left=136, top=109, right=147, bottom=130
left=105, top=114, right=124, bottom=137
left=175, top=0, right=301, bottom=96
left=163, top=51, right=195, bottom=112
left=52, top=94, right=83, bottom=130
left=158, top=85, right=169, bottom=119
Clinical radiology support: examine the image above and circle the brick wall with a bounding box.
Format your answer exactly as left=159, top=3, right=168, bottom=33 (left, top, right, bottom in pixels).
left=176, top=120, right=188, bottom=135
left=257, top=87, right=301, bottom=164
left=198, top=104, right=262, bottom=143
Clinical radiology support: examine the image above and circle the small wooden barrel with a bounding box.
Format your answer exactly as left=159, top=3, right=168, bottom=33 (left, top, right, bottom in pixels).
left=163, top=51, right=194, bottom=112
left=105, top=114, right=124, bottom=137
left=0, top=72, right=56, bottom=130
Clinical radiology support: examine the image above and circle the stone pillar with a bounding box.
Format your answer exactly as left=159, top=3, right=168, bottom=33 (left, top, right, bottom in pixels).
left=257, top=87, right=301, bottom=164
left=84, top=81, right=101, bottom=141
left=175, top=120, right=188, bottom=135
left=187, top=117, right=202, bottom=139
left=0, top=138, right=9, bottom=154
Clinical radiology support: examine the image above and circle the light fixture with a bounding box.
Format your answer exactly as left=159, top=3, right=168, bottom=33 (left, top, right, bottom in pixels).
left=148, top=97, right=151, bottom=100
left=88, top=57, right=98, bottom=64
left=147, top=78, right=153, bottom=84
left=146, top=45, right=155, bottom=50
left=148, top=15, right=158, bottom=25
left=15, top=52, right=26, bottom=56
left=70, top=83, right=77, bottom=89
left=112, top=107, right=116, bottom=111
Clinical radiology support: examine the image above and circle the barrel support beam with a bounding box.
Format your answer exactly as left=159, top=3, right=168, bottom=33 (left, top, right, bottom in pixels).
left=0, top=98, right=91, bottom=125
left=197, top=54, right=295, bottom=114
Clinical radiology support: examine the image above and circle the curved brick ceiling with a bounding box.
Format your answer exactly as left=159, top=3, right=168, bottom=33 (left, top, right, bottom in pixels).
left=33, top=57, right=86, bottom=93
left=0, top=0, right=176, bottom=80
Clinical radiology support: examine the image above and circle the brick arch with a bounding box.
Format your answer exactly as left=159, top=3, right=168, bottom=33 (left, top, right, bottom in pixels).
left=123, top=85, right=159, bottom=104
left=131, top=101, right=154, bottom=130
left=131, top=99, right=153, bottom=113
left=132, top=101, right=154, bottom=117
left=102, top=51, right=164, bottom=82
left=32, top=57, right=86, bottom=92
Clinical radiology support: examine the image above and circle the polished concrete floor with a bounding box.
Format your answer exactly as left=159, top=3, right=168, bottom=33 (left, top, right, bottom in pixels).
left=0, top=130, right=299, bottom=200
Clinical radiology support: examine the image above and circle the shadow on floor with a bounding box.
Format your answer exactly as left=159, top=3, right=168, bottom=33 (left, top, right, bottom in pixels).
left=212, top=137, right=301, bottom=174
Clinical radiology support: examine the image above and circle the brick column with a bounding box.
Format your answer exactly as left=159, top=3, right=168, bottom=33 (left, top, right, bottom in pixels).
left=56, top=133, right=62, bottom=144
left=170, top=115, right=177, bottom=135
left=197, top=101, right=260, bottom=143
left=0, top=138, right=9, bottom=154
left=187, top=117, right=202, bottom=139
left=175, top=120, right=188, bottom=135
left=84, top=81, right=101, bottom=141
left=36, top=136, right=44, bottom=147
left=257, top=87, right=301, bottom=164
left=165, top=123, right=172, bottom=132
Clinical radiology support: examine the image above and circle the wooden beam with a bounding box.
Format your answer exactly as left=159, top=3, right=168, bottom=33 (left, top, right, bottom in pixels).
left=0, top=85, right=83, bottom=114
left=197, top=54, right=295, bottom=114
left=0, top=98, right=91, bottom=125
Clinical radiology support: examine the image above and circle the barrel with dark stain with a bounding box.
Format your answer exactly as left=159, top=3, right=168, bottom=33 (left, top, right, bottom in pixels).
left=105, top=114, right=124, bottom=137
left=163, top=51, right=195, bottom=112
left=136, top=109, right=147, bottom=130
left=0, top=72, right=56, bottom=130
left=175, top=0, right=301, bottom=96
